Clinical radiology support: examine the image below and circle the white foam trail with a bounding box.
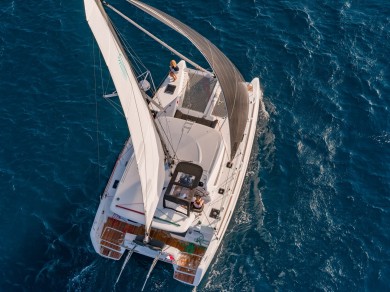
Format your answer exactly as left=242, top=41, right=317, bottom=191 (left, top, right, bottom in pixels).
left=66, top=260, right=98, bottom=291
left=114, top=248, right=135, bottom=288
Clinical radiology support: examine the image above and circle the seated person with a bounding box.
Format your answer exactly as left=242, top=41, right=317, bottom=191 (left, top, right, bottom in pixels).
left=192, top=196, right=204, bottom=209
left=169, top=60, right=179, bottom=81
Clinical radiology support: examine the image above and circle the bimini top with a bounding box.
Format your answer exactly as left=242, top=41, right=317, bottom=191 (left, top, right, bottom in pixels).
left=128, top=0, right=249, bottom=159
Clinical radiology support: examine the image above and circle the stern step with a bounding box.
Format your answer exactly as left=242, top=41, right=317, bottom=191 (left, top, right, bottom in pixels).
left=177, top=266, right=197, bottom=275
left=99, top=217, right=126, bottom=259
left=99, top=246, right=122, bottom=260
left=173, top=271, right=195, bottom=284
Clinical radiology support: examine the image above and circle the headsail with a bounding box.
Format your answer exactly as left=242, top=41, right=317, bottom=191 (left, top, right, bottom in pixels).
left=127, top=0, right=249, bottom=159
left=85, top=0, right=165, bottom=237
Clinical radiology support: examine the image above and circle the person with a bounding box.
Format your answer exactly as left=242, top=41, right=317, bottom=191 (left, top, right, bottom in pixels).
left=169, top=60, right=179, bottom=81
left=193, top=196, right=204, bottom=209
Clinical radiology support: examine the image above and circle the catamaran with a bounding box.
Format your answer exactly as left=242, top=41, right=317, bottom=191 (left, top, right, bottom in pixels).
left=85, top=0, right=266, bottom=288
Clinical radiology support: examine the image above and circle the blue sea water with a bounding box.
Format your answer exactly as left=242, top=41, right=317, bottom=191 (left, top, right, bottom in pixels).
left=0, top=0, right=389, bottom=291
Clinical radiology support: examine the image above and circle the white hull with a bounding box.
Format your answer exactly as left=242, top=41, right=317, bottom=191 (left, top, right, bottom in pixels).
left=90, top=72, right=262, bottom=286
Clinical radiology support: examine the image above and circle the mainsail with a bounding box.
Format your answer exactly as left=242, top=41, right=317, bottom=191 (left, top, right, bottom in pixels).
left=85, top=0, right=165, bottom=238
left=127, top=0, right=249, bottom=159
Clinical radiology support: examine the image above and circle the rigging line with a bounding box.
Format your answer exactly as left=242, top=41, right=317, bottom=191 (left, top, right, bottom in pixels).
left=153, top=73, right=187, bottom=161
left=112, top=21, right=145, bottom=80
left=105, top=97, right=126, bottom=117
left=151, top=71, right=189, bottom=162
left=105, top=1, right=208, bottom=73
left=113, top=28, right=176, bottom=120
left=96, top=43, right=126, bottom=117
left=96, top=44, right=109, bottom=96
left=97, top=40, right=113, bottom=96
left=148, top=70, right=157, bottom=96
left=199, top=209, right=219, bottom=237
left=174, top=119, right=192, bottom=160
left=201, top=208, right=213, bottom=227
left=96, top=40, right=126, bottom=118
left=103, top=64, right=112, bottom=95
left=106, top=19, right=142, bottom=97
left=153, top=119, right=178, bottom=164
left=92, top=36, right=101, bottom=188
left=216, top=169, right=236, bottom=195
left=150, top=72, right=166, bottom=107
left=98, top=43, right=106, bottom=98
left=155, top=72, right=198, bottom=163
left=106, top=11, right=168, bottom=168
left=162, top=70, right=199, bottom=160
left=154, top=115, right=180, bottom=161
left=217, top=116, right=228, bottom=132
left=110, top=18, right=149, bottom=77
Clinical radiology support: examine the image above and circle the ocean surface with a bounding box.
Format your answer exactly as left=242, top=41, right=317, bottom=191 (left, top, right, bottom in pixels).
left=0, top=0, right=389, bottom=291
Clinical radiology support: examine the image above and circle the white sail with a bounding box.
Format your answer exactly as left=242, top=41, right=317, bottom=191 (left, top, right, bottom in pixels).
left=85, top=0, right=165, bottom=236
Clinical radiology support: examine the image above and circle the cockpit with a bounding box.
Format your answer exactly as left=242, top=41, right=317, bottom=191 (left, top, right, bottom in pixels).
left=163, top=162, right=206, bottom=216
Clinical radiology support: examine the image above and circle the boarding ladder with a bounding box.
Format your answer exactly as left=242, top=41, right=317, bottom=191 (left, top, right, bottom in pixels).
left=173, top=251, right=203, bottom=285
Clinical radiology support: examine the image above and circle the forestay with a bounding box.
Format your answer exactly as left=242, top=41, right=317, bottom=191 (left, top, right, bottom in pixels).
left=127, top=0, right=249, bottom=159
left=85, top=0, right=165, bottom=236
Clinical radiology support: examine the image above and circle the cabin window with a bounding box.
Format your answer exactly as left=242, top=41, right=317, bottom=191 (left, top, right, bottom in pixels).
left=112, top=180, right=119, bottom=189
left=165, top=84, right=176, bottom=94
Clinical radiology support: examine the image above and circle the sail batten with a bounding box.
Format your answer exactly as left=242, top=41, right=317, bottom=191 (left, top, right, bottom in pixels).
left=85, top=0, right=165, bottom=235
left=127, top=0, right=249, bottom=159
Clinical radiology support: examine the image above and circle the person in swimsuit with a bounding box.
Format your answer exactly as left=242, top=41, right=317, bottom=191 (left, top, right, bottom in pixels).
left=193, top=196, right=204, bottom=209
left=169, top=59, right=179, bottom=81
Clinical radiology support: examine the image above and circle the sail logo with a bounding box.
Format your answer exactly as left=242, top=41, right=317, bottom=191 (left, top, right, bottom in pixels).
left=118, top=54, right=128, bottom=80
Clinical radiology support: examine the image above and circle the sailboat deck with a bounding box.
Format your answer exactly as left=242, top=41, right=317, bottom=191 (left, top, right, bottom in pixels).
left=100, top=217, right=206, bottom=256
